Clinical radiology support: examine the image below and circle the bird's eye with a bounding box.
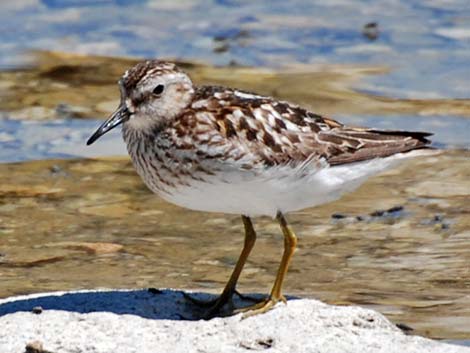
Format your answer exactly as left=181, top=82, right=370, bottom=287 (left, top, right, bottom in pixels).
left=152, top=84, right=165, bottom=96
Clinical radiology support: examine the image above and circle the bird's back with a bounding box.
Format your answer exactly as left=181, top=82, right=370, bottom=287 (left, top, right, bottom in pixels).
left=173, top=85, right=432, bottom=170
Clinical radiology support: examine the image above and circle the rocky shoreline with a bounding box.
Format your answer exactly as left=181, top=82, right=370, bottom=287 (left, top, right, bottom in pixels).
left=1, top=289, right=469, bottom=353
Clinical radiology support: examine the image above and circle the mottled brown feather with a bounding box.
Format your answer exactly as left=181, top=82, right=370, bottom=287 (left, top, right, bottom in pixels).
left=173, top=86, right=432, bottom=169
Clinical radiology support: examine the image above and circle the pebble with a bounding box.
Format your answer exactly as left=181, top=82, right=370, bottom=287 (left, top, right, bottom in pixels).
left=32, top=306, right=43, bottom=314
left=25, top=341, right=51, bottom=353
left=363, top=22, right=379, bottom=40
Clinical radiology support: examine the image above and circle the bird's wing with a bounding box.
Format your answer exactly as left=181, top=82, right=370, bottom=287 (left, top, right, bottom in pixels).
left=319, top=128, right=432, bottom=165
left=175, top=86, right=432, bottom=169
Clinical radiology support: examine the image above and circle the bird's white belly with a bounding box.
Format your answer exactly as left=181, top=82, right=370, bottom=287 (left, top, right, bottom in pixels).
left=155, top=152, right=423, bottom=218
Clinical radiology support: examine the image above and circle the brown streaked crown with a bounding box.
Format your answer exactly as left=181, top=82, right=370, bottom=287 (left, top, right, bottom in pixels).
left=120, top=60, right=183, bottom=92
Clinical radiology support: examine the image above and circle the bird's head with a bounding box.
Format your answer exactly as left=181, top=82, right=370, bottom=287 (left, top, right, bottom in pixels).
left=87, top=60, right=194, bottom=145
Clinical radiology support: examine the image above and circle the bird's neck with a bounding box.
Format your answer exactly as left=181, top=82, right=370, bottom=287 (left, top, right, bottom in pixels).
left=122, top=119, right=175, bottom=159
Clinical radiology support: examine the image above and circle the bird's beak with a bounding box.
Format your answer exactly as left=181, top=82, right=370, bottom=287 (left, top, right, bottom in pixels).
left=86, top=105, right=130, bottom=145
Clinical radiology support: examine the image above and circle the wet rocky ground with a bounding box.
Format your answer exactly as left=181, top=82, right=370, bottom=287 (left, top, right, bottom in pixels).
left=0, top=149, right=469, bottom=340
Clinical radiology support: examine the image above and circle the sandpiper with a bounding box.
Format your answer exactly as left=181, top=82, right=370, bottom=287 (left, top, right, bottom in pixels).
left=87, top=60, right=433, bottom=317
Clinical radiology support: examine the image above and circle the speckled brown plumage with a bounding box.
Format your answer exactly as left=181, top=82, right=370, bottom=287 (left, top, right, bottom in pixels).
left=160, top=85, right=432, bottom=172
left=111, top=61, right=434, bottom=199
left=121, top=60, right=182, bottom=92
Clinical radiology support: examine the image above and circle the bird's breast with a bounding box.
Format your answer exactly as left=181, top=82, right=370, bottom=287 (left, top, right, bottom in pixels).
left=123, top=128, right=214, bottom=197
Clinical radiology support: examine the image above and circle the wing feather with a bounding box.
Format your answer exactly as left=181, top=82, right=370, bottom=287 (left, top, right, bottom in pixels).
left=178, top=86, right=433, bottom=169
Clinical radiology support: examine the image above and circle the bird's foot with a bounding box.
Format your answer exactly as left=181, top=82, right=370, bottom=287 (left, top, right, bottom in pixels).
left=235, top=294, right=287, bottom=318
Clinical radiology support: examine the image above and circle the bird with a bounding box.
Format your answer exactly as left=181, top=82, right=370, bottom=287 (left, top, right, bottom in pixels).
left=87, top=60, right=433, bottom=318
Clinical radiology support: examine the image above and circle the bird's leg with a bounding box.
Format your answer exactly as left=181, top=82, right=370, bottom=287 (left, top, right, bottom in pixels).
left=184, top=215, right=257, bottom=315
left=237, top=211, right=297, bottom=317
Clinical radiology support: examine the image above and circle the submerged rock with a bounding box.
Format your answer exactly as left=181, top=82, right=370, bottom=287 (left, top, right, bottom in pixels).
left=0, top=289, right=467, bottom=353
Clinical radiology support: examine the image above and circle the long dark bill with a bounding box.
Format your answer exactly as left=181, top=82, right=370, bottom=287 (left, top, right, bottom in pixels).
left=86, top=106, right=130, bottom=145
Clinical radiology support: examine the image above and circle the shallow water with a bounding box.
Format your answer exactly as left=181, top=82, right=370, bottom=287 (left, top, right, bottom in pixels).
left=0, top=152, right=469, bottom=340
left=1, top=0, right=470, bottom=99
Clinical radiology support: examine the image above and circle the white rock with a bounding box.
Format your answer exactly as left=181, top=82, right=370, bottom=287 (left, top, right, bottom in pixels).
left=0, top=289, right=467, bottom=353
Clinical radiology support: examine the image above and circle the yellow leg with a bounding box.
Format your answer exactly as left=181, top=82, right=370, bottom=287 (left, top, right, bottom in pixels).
left=215, top=216, right=257, bottom=304
left=238, top=211, right=297, bottom=317
left=185, top=215, right=257, bottom=315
